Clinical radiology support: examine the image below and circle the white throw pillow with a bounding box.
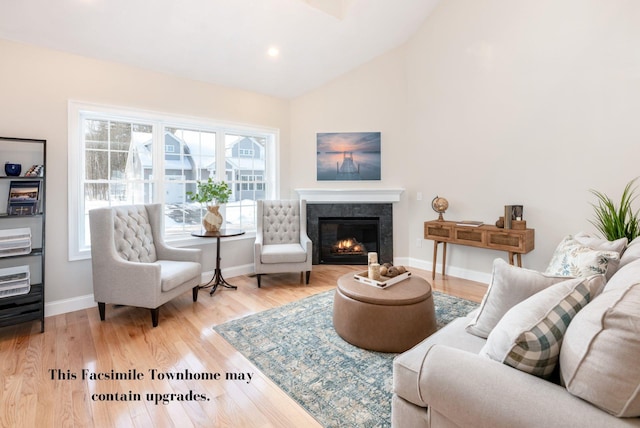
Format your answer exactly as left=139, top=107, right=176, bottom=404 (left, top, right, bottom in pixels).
left=545, top=235, right=619, bottom=278
left=620, top=236, right=640, bottom=270
left=480, top=275, right=604, bottom=378
left=560, top=283, right=640, bottom=417
left=573, top=232, right=627, bottom=279
left=466, top=259, right=568, bottom=338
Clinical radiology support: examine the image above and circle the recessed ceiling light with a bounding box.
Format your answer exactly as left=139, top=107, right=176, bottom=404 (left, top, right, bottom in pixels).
left=267, top=47, right=280, bottom=57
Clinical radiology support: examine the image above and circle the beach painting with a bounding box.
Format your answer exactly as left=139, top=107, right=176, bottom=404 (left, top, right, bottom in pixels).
left=316, top=132, right=381, bottom=181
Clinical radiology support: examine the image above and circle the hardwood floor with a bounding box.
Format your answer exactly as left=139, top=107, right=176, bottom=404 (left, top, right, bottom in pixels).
left=0, top=265, right=486, bottom=428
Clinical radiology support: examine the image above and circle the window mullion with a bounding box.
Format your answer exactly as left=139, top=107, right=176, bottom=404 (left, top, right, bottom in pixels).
left=153, top=123, right=166, bottom=204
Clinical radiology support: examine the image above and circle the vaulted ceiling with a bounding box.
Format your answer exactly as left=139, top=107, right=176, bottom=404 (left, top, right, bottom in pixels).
left=0, top=0, right=441, bottom=98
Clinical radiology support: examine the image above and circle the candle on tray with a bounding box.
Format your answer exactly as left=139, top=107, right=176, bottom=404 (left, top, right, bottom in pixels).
left=368, top=263, right=381, bottom=281
left=368, top=252, right=378, bottom=266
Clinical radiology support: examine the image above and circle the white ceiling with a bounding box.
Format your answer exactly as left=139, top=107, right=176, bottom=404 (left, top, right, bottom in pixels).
left=0, top=0, right=441, bottom=99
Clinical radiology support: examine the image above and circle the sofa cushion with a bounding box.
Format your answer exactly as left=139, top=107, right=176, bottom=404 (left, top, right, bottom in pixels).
left=466, top=259, right=569, bottom=338
left=573, top=232, right=627, bottom=279
left=480, top=275, right=604, bottom=378
left=545, top=235, right=619, bottom=277
left=604, top=258, right=640, bottom=293
left=620, top=236, right=640, bottom=270
left=393, top=316, right=486, bottom=407
left=560, top=282, right=640, bottom=417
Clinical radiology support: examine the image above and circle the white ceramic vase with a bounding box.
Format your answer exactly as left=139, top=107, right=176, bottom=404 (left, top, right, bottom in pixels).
left=203, top=205, right=223, bottom=232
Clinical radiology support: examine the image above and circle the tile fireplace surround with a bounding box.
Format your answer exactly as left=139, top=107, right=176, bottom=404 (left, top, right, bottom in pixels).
left=296, top=189, right=404, bottom=265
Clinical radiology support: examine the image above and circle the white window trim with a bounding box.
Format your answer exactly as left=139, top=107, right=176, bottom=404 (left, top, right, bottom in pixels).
left=68, top=100, right=279, bottom=261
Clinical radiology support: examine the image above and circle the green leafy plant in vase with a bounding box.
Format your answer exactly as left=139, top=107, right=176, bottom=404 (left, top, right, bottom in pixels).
left=186, top=178, right=232, bottom=232
left=589, top=177, right=639, bottom=242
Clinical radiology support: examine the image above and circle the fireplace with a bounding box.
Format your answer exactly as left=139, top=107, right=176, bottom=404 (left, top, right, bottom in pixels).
left=318, top=217, right=380, bottom=264
left=307, top=203, right=393, bottom=265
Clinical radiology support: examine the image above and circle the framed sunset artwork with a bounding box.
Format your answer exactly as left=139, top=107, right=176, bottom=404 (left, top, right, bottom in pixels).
left=316, top=132, right=381, bottom=181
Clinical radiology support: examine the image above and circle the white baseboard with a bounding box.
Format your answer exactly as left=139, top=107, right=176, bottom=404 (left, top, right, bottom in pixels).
left=404, top=257, right=491, bottom=284
left=45, top=293, right=97, bottom=317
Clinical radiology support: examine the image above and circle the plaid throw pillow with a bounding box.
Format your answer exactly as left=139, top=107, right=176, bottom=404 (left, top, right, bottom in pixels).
left=504, top=281, right=591, bottom=378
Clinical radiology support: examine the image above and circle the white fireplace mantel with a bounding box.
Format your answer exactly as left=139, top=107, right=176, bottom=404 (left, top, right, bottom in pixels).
left=294, top=188, right=404, bottom=203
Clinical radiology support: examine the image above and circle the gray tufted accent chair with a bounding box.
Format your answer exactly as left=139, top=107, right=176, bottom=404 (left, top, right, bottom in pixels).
left=89, top=204, right=203, bottom=327
left=254, top=199, right=312, bottom=287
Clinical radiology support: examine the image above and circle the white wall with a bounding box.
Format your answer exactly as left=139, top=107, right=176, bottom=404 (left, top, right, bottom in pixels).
left=290, top=46, right=411, bottom=262
left=291, top=0, right=640, bottom=281
left=0, top=39, right=290, bottom=310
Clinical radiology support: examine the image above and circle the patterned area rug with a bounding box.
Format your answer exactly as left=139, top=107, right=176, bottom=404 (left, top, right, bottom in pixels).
left=214, top=289, right=478, bottom=428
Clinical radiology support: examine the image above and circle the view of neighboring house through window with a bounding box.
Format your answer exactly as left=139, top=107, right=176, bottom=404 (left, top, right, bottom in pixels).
left=68, top=102, right=278, bottom=260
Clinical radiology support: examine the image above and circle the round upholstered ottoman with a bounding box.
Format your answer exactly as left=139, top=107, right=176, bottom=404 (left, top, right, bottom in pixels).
left=333, top=272, right=437, bottom=353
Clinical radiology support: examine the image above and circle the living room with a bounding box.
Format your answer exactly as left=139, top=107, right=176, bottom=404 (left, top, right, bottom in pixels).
left=1, top=0, right=639, bottom=427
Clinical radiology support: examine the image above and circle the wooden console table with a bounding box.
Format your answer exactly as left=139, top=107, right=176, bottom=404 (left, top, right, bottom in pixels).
left=424, top=220, right=535, bottom=280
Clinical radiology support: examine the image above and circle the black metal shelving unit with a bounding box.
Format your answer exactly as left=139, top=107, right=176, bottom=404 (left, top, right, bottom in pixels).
left=0, top=137, right=46, bottom=333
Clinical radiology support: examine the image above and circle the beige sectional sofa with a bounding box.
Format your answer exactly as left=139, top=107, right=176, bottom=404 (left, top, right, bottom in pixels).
left=392, top=235, right=640, bottom=428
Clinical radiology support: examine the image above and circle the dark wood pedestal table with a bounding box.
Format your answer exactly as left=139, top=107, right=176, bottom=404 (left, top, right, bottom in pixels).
left=191, top=228, right=245, bottom=295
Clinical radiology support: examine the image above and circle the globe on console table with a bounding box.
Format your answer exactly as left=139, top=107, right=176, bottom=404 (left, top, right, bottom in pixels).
left=431, top=196, right=449, bottom=221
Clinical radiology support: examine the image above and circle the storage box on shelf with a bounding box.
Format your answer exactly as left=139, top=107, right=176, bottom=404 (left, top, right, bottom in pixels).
left=0, top=137, right=46, bottom=333
left=0, top=227, right=31, bottom=257
left=0, top=265, right=30, bottom=298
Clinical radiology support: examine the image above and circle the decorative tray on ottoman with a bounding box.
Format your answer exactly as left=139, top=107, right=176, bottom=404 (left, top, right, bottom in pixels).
left=353, top=270, right=411, bottom=289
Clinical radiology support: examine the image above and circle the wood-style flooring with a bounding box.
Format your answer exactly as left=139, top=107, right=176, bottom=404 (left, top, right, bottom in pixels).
left=0, top=265, right=486, bottom=428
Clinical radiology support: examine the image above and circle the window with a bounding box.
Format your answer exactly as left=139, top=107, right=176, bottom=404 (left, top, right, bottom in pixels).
left=69, top=102, right=278, bottom=260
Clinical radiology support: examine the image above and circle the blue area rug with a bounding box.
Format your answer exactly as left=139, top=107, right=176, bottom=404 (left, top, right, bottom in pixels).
left=214, top=289, right=478, bottom=428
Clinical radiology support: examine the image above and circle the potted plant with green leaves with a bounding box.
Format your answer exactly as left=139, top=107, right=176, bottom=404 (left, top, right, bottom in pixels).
left=589, top=177, right=639, bottom=242
left=186, top=177, right=232, bottom=232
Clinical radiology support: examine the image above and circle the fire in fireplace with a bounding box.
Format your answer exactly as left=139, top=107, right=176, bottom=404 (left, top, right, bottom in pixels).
left=319, top=217, right=379, bottom=264
left=332, top=237, right=367, bottom=255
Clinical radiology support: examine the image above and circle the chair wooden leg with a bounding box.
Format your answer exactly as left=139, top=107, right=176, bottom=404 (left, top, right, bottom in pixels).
left=192, top=286, right=199, bottom=302
left=305, top=271, right=311, bottom=284
left=150, top=308, right=159, bottom=327
left=98, top=302, right=106, bottom=321
left=257, top=274, right=262, bottom=288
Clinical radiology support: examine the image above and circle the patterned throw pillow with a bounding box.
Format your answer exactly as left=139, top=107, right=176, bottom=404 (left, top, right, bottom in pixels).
left=480, top=277, right=595, bottom=378
left=545, top=235, right=620, bottom=277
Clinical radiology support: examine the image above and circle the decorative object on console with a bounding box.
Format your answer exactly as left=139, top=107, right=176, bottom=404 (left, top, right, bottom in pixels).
left=512, top=219, right=527, bottom=230
left=4, top=162, right=21, bottom=176
left=495, top=216, right=505, bottom=228
left=431, top=195, right=448, bottom=221
left=504, top=204, right=523, bottom=229
left=186, top=177, right=232, bottom=232
left=589, top=177, right=639, bottom=242
left=316, top=132, right=381, bottom=181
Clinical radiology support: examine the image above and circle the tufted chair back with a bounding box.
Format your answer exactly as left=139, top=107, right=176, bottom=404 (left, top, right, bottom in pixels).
left=261, top=200, right=302, bottom=245
left=254, top=199, right=312, bottom=288
left=112, top=205, right=158, bottom=263
left=89, top=203, right=203, bottom=327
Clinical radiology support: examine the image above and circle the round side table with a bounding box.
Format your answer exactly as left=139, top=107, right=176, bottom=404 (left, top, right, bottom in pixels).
left=191, top=228, right=245, bottom=295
